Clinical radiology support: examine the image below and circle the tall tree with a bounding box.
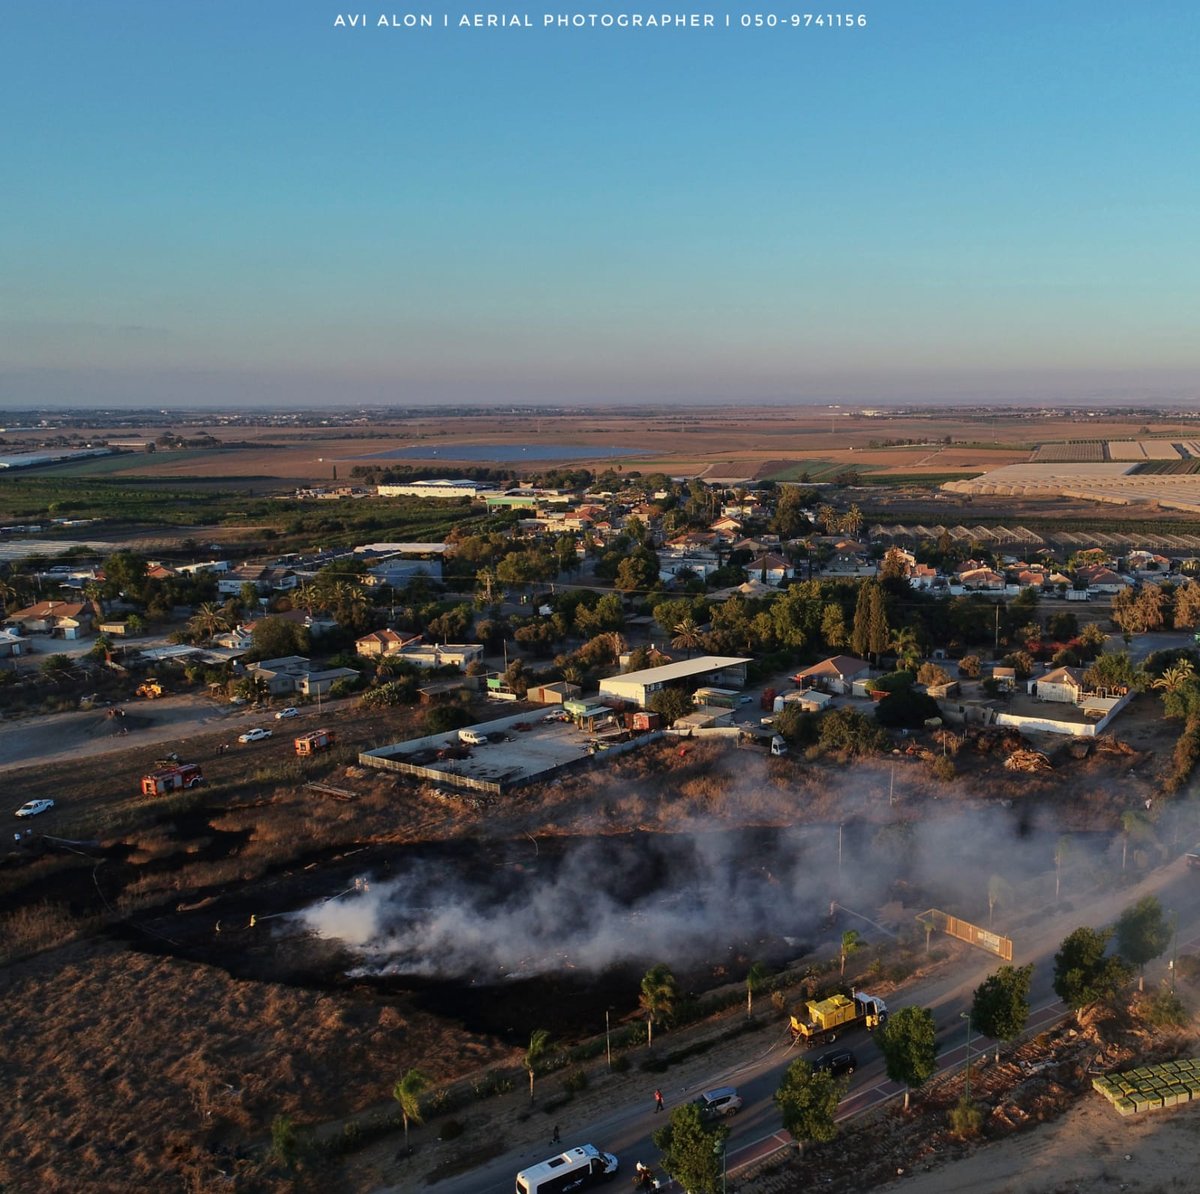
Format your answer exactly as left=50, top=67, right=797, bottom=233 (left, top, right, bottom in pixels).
left=652, top=1103, right=728, bottom=1194
left=1053, top=926, right=1133, bottom=1010
left=876, top=1006, right=937, bottom=1111
left=840, top=504, right=865, bottom=539
left=670, top=616, right=703, bottom=658
left=821, top=604, right=848, bottom=650
left=639, top=963, right=679, bottom=1049
left=987, top=875, right=1013, bottom=929
left=524, top=1029, right=551, bottom=1102
left=840, top=929, right=862, bottom=978
left=850, top=582, right=872, bottom=660
left=746, top=961, right=770, bottom=1019
left=971, top=964, right=1033, bottom=1062
left=1115, top=896, right=1172, bottom=992
left=392, top=1068, right=427, bottom=1151
left=866, top=583, right=891, bottom=664
left=775, top=1058, right=847, bottom=1154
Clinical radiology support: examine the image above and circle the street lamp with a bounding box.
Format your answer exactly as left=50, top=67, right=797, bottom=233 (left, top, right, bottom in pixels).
left=713, top=1134, right=727, bottom=1194
left=960, top=1011, right=972, bottom=1102
left=605, top=1008, right=612, bottom=1071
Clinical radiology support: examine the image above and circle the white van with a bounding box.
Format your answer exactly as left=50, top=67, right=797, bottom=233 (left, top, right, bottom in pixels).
left=770, top=735, right=788, bottom=757
left=459, top=729, right=488, bottom=746
left=515, top=1144, right=619, bottom=1194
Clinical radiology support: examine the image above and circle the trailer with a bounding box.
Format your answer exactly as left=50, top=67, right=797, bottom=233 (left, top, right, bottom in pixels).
left=141, top=763, right=204, bottom=797
left=295, top=728, right=337, bottom=756
left=789, top=990, right=888, bottom=1048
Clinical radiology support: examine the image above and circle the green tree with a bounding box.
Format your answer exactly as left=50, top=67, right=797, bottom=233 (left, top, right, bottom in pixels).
left=849, top=581, right=872, bottom=660
left=866, top=583, right=891, bottom=664
left=840, top=504, right=865, bottom=538
left=1173, top=581, right=1200, bottom=629
left=652, top=1103, right=728, bottom=1194
left=1152, top=660, right=1196, bottom=698
left=670, top=616, right=703, bottom=658
left=840, top=929, right=862, bottom=978
left=247, top=615, right=310, bottom=662
left=746, top=961, right=770, bottom=1019
left=392, top=1068, right=427, bottom=1150
left=1053, top=926, right=1134, bottom=1010
left=820, top=603, right=848, bottom=650
left=876, top=1006, right=937, bottom=1111
left=889, top=625, right=922, bottom=672
left=269, top=1113, right=305, bottom=1168
left=639, top=963, right=679, bottom=1048
left=1115, top=895, right=1172, bottom=992
left=774, top=1058, right=847, bottom=1154
left=524, top=1029, right=551, bottom=1102
left=648, top=687, right=693, bottom=728
left=1082, top=650, right=1136, bottom=693
left=187, top=601, right=231, bottom=641
left=970, top=964, right=1033, bottom=1062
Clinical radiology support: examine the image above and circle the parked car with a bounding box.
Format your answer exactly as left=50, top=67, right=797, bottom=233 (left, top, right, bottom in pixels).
left=693, top=1086, right=742, bottom=1119
left=274, top=707, right=299, bottom=720
left=813, top=1048, right=857, bottom=1077
left=15, top=798, right=55, bottom=818
left=238, top=728, right=272, bottom=743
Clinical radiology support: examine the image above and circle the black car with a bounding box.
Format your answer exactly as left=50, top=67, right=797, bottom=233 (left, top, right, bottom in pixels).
left=813, top=1048, right=857, bottom=1077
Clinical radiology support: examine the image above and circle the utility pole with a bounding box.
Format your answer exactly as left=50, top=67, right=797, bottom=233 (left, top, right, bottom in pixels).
left=994, top=602, right=1000, bottom=653
left=961, top=1011, right=972, bottom=1102
left=605, top=1009, right=612, bottom=1070
left=889, top=763, right=895, bottom=806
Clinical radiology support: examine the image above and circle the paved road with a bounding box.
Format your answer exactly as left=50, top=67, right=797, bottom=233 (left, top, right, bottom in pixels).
left=399, top=847, right=1200, bottom=1194
left=0, top=692, right=352, bottom=773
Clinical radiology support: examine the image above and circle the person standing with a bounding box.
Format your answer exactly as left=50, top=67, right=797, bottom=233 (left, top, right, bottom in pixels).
left=551, top=1124, right=561, bottom=1145
left=654, top=1088, right=664, bottom=1113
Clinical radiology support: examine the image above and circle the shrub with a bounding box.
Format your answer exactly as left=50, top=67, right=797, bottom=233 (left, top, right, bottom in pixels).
left=948, top=1096, right=984, bottom=1138
left=563, top=1069, right=589, bottom=1094
left=438, top=1119, right=465, bottom=1141
left=958, top=655, right=981, bottom=679
left=931, top=756, right=956, bottom=782
left=1142, top=988, right=1188, bottom=1029
left=610, top=1055, right=631, bottom=1074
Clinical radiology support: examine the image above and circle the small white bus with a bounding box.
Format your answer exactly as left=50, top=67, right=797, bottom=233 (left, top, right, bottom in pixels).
left=515, top=1144, right=619, bottom=1194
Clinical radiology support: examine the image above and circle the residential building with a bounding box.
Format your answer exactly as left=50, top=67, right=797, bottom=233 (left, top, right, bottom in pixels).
left=792, top=655, right=870, bottom=694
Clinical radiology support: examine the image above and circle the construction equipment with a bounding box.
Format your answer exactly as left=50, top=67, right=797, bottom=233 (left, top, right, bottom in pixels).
left=141, top=763, right=204, bottom=797
left=789, top=991, right=888, bottom=1048
left=136, top=680, right=165, bottom=699
left=295, top=728, right=336, bottom=757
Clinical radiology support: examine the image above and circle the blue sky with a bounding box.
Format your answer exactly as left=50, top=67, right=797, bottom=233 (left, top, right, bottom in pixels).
left=2, top=0, right=1198, bottom=407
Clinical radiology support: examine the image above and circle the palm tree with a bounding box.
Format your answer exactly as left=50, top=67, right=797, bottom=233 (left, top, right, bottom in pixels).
left=187, top=602, right=231, bottom=641
left=639, top=963, right=679, bottom=1049
left=392, top=1068, right=428, bottom=1151
left=292, top=581, right=323, bottom=618
left=840, top=929, right=862, bottom=978
left=987, top=875, right=1012, bottom=929
left=670, top=616, right=702, bottom=658
left=1152, top=660, right=1195, bottom=695
left=745, top=961, right=770, bottom=1019
left=888, top=626, right=922, bottom=672
left=525, top=1029, right=551, bottom=1102
left=840, top=504, right=865, bottom=539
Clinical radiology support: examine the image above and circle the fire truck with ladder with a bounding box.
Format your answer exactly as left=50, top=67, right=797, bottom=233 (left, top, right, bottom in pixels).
left=141, top=763, right=204, bottom=797
left=789, top=990, right=889, bottom=1048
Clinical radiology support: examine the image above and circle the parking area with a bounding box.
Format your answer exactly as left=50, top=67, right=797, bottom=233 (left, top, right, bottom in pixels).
left=360, top=709, right=646, bottom=795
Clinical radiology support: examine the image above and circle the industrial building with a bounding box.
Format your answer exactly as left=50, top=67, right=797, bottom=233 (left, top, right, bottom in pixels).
left=598, top=656, right=751, bottom=708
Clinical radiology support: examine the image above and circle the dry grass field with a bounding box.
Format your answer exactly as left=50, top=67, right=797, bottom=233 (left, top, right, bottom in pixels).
left=20, top=409, right=1200, bottom=487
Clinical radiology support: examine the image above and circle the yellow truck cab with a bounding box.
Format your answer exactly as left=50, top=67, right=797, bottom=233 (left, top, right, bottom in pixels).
left=789, top=990, right=888, bottom=1048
